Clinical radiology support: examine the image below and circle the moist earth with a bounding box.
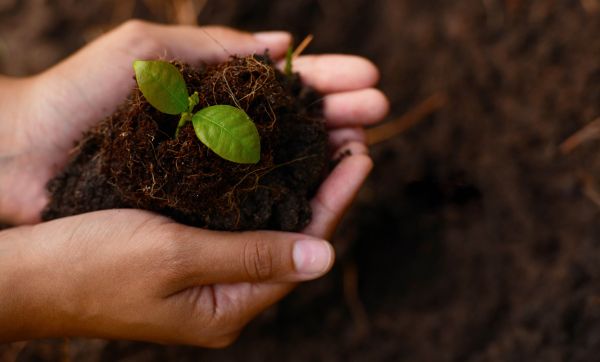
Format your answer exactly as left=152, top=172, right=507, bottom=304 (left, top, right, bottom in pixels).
left=42, top=55, right=328, bottom=231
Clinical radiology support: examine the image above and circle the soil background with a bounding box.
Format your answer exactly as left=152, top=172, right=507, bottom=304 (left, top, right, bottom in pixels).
left=3, top=0, right=600, bottom=361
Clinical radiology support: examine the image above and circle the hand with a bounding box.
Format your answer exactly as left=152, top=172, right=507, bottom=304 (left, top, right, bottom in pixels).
left=0, top=21, right=388, bottom=346
left=0, top=208, right=332, bottom=345
left=0, top=20, right=388, bottom=225
left=0, top=144, right=373, bottom=346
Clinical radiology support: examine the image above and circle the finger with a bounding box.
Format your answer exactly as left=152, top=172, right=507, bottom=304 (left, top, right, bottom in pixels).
left=38, top=22, right=291, bottom=154
left=170, top=229, right=335, bottom=287
left=304, top=145, right=373, bottom=239
left=277, top=55, right=380, bottom=93
left=328, top=127, right=366, bottom=149
left=324, top=88, right=390, bottom=128
left=150, top=25, right=292, bottom=64
left=332, top=141, right=369, bottom=160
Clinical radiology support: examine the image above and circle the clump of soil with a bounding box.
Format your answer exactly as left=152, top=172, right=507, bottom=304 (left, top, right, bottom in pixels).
left=42, top=55, right=328, bottom=231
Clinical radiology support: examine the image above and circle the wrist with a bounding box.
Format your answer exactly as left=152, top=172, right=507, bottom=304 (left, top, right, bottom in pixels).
left=0, top=226, right=60, bottom=341
left=0, top=75, right=35, bottom=153
left=0, top=75, right=46, bottom=225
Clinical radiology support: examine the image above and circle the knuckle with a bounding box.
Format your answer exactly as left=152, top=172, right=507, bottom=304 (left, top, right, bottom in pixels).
left=243, top=239, right=274, bottom=282
left=138, top=221, right=190, bottom=278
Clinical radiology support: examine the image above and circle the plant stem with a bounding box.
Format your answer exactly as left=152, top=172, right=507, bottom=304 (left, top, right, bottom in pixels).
left=175, top=92, right=200, bottom=138
left=175, top=112, right=192, bottom=138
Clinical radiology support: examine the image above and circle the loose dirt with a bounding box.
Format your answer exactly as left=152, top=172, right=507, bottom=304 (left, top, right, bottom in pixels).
left=42, top=55, right=328, bottom=231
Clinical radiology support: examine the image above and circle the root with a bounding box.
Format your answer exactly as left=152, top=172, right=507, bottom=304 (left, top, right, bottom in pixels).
left=210, top=56, right=277, bottom=110
left=220, top=66, right=243, bottom=109
left=222, top=154, right=320, bottom=211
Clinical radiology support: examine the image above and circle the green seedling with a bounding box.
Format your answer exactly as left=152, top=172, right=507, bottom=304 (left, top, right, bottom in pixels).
left=133, top=60, right=260, bottom=164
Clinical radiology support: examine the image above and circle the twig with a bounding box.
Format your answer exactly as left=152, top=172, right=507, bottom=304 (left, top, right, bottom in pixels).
left=292, top=34, right=314, bottom=59
left=560, top=117, right=600, bottom=154
left=366, top=92, right=448, bottom=145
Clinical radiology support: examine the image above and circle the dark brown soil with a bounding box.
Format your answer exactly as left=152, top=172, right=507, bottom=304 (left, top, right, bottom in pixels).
left=41, top=55, right=328, bottom=231
left=4, top=1, right=600, bottom=361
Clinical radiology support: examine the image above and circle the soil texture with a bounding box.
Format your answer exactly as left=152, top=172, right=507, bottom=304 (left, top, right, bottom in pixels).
left=42, top=55, right=328, bottom=231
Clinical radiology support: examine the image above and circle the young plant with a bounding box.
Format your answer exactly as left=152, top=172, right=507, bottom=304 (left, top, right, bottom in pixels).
left=133, top=60, right=261, bottom=164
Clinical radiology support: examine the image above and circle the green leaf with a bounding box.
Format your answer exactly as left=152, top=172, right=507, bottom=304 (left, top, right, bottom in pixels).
left=192, top=105, right=261, bottom=164
left=133, top=60, right=188, bottom=115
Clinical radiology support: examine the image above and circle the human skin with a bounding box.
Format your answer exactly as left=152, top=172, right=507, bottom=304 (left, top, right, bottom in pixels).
left=0, top=21, right=389, bottom=347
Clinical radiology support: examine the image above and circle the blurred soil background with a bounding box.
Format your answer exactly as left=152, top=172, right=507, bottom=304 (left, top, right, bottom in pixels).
left=3, top=0, right=600, bottom=361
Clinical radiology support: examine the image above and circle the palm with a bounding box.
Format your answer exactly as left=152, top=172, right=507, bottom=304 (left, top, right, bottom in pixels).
left=4, top=59, right=139, bottom=223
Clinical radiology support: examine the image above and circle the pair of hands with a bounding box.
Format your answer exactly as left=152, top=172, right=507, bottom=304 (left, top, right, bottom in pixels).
left=0, top=21, right=388, bottom=346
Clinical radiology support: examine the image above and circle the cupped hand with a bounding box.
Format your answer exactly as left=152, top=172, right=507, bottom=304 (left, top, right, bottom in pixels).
left=0, top=21, right=389, bottom=346
left=0, top=21, right=388, bottom=225
left=0, top=142, right=370, bottom=346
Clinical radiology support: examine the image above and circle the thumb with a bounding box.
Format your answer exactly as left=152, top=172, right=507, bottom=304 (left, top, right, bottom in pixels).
left=170, top=229, right=335, bottom=290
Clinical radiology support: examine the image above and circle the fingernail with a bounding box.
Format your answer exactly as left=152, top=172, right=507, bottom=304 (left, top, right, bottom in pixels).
left=293, top=240, right=334, bottom=276
left=253, top=31, right=291, bottom=47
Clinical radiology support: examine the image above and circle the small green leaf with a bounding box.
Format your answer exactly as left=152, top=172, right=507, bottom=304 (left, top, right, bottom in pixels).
left=192, top=105, right=261, bottom=164
left=133, top=60, right=188, bottom=115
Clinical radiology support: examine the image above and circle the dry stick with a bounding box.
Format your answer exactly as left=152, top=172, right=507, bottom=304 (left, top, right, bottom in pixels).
left=366, top=92, right=448, bottom=145
left=293, top=34, right=314, bottom=59
left=559, top=117, right=600, bottom=154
